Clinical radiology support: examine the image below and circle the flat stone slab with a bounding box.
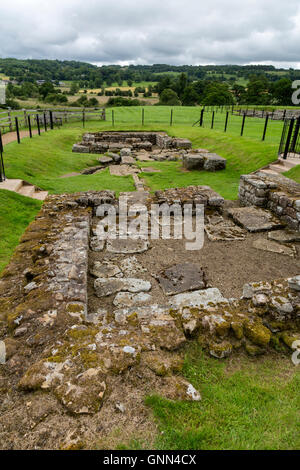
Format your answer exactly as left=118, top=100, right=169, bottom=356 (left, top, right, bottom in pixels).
left=157, top=263, right=206, bottom=296
left=90, top=261, right=121, bottom=278
left=106, top=238, right=150, bottom=254
left=205, top=214, right=246, bottom=241
left=169, top=288, right=226, bottom=308
left=268, top=230, right=300, bottom=243
left=109, top=165, right=139, bottom=176
left=98, top=156, right=113, bottom=165
left=136, top=154, right=153, bottom=162
left=121, top=156, right=136, bottom=165
left=228, top=207, right=284, bottom=232
left=113, top=292, right=152, bottom=307
left=94, top=277, right=151, bottom=297
left=253, top=238, right=296, bottom=257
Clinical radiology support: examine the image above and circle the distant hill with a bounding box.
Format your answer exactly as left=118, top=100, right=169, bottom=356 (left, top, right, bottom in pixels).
left=1, top=58, right=300, bottom=87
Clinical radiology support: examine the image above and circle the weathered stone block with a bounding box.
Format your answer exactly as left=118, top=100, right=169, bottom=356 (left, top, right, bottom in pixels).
left=72, top=144, right=90, bottom=153
left=182, top=154, right=204, bottom=170
left=203, top=153, right=226, bottom=171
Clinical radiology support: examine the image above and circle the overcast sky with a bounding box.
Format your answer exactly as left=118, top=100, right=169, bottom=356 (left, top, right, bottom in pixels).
left=1, top=0, right=300, bottom=68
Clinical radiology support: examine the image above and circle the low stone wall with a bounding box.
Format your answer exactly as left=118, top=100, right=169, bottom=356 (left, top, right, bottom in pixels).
left=73, top=131, right=192, bottom=154
left=239, top=172, right=300, bottom=231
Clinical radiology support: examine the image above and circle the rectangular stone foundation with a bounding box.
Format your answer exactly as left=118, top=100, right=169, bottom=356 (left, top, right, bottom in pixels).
left=239, top=172, right=300, bottom=231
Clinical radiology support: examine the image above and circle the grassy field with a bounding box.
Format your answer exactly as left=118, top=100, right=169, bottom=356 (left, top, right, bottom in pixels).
left=1, top=115, right=283, bottom=198
left=0, top=189, right=42, bottom=272
left=138, top=344, right=299, bottom=450
left=115, top=344, right=300, bottom=450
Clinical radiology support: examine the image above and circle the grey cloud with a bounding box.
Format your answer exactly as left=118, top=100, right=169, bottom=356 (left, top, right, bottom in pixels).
left=0, top=0, right=299, bottom=67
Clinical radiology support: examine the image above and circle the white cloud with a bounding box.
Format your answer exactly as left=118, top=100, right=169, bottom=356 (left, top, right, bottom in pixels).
left=0, top=0, right=299, bottom=67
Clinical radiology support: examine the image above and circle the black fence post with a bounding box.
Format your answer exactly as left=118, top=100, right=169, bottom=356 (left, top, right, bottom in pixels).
left=49, top=110, right=54, bottom=130
left=240, top=113, right=246, bottom=136
left=283, top=118, right=295, bottom=159
left=15, top=117, right=21, bottom=143
left=170, top=109, right=173, bottom=126
left=43, top=113, right=47, bottom=132
left=283, top=109, right=286, bottom=121
left=262, top=114, right=269, bottom=141
left=28, top=115, right=32, bottom=138
left=112, top=110, right=115, bottom=127
left=290, top=116, right=300, bottom=153
left=200, top=109, right=204, bottom=127
left=82, top=108, right=85, bottom=128
left=211, top=111, right=215, bottom=129
left=142, top=108, right=144, bottom=126
left=224, top=112, right=229, bottom=132
left=36, top=114, right=41, bottom=135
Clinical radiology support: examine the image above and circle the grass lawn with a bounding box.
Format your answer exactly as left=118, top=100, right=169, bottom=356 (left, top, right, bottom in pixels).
left=119, top=344, right=300, bottom=450
left=0, top=189, right=42, bottom=273
left=284, top=165, right=300, bottom=183
left=2, top=111, right=284, bottom=199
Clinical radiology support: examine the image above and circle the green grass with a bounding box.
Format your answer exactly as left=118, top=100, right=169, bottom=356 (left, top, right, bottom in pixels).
left=0, top=189, right=42, bottom=272
left=144, top=344, right=300, bottom=450
left=2, top=117, right=280, bottom=200
left=3, top=127, right=135, bottom=195
left=284, top=165, right=300, bottom=183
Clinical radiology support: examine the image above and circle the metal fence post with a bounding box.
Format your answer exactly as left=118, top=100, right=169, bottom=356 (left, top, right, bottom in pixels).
left=15, top=117, right=21, bottom=143
left=28, top=115, right=32, bottom=138
left=142, top=108, right=144, bottom=126
left=290, top=116, right=300, bottom=153
left=283, top=118, right=295, bottom=159
left=199, top=109, right=204, bottom=127
left=49, top=110, right=54, bottom=130
left=112, top=110, right=114, bottom=127
left=211, top=111, right=215, bottom=129
left=170, top=109, right=173, bottom=126
left=44, top=113, right=47, bottom=132
left=224, top=112, right=229, bottom=132
left=240, top=113, right=246, bottom=136
left=262, top=114, right=269, bottom=141
left=36, top=114, right=41, bottom=135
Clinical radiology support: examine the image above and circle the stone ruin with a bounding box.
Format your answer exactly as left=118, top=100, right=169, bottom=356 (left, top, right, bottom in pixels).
left=72, top=131, right=226, bottom=173
left=0, top=151, right=299, bottom=448
left=0, top=182, right=298, bottom=445
left=238, top=171, right=300, bottom=232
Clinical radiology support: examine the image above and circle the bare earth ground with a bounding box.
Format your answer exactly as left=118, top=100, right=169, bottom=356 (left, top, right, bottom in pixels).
left=88, top=227, right=300, bottom=313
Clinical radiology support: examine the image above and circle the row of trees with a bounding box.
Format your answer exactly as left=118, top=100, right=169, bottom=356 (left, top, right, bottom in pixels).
left=156, top=73, right=297, bottom=106
left=3, top=73, right=297, bottom=108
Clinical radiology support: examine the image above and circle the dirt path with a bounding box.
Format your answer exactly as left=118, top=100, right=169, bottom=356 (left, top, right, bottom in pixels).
left=2, top=129, right=45, bottom=146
